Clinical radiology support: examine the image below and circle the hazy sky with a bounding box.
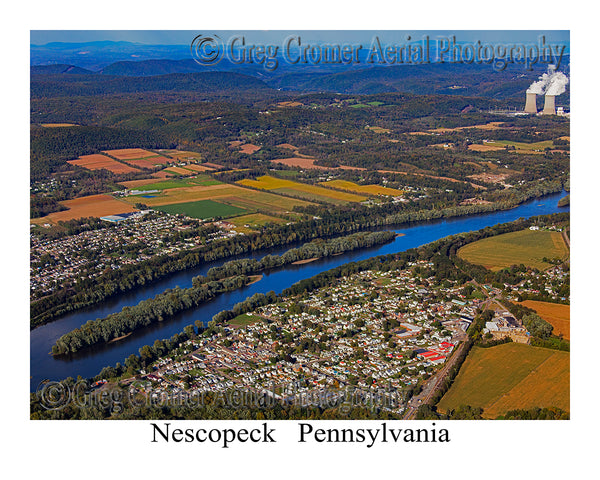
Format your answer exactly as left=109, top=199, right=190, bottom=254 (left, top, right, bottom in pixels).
left=30, top=30, right=570, bottom=47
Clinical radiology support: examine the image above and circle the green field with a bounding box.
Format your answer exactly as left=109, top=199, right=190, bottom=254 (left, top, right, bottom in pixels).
left=227, top=213, right=288, bottom=230
left=493, top=140, right=555, bottom=151
left=437, top=343, right=569, bottom=418
left=154, top=199, right=246, bottom=219
left=229, top=313, right=264, bottom=326
left=457, top=229, right=568, bottom=271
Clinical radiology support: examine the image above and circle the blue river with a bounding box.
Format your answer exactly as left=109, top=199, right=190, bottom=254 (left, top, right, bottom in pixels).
left=30, top=191, right=569, bottom=390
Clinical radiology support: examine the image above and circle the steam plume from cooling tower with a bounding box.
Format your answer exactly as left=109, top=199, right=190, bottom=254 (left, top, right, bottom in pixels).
left=546, top=72, right=569, bottom=96
left=527, top=66, right=569, bottom=96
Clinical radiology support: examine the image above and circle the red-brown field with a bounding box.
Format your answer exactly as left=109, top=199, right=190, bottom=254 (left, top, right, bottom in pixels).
left=277, top=101, right=303, bottom=107
left=183, top=164, right=214, bottom=172
left=239, top=144, right=261, bottom=154
left=272, top=157, right=366, bottom=171
left=32, top=194, right=138, bottom=224
left=164, top=166, right=194, bottom=175
left=152, top=170, right=174, bottom=178
left=102, top=148, right=158, bottom=160
left=67, top=154, right=141, bottom=174
left=119, top=178, right=167, bottom=189
left=202, top=162, right=226, bottom=169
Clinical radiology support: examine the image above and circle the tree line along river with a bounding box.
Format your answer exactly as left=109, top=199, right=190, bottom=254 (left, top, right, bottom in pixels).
left=30, top=191, right=569, bottom=391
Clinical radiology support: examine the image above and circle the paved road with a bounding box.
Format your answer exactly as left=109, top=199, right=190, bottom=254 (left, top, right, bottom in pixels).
left=402, top=332, right=468, bottom=420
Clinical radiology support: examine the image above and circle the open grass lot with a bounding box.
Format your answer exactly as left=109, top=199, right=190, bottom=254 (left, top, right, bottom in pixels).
left=31, top=194, right=138, bottom=224
left=457, top=229, right=568, bottom=271
left=518, top=300, right=570, bottom=340
left=120, top=183, right=313, bottom=213
left=227, top=213, right=288, bottom=230
left=154, top=199, right=246, bottom=219
left=237, top=175, right=366, bottom=203
left=228, top=313, right=264, bottom=326
left=68, top=154, right=141, bottom=174
left=322, top=179, right=404, bottom=197
left=437, top=343, right=569, bottom=418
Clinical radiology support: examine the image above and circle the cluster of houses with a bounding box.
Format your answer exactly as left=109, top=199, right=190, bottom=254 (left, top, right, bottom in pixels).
left=133, top=263, right=484, bottom=410
left=30, top=212, right=235, bottom=298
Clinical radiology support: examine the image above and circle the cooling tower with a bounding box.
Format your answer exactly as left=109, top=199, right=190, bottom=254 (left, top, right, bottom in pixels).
left=542, top=94, right=556, bottom=115
left=524, top=92, right=538, bottom=114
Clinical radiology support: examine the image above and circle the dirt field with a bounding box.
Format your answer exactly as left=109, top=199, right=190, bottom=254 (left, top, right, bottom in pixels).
left=277, top=101, right=303, bottom=107
left=41, top=123, right=79, bottom=127
left=32, top=194, right=138, bottom=224
left=102, top=148, right=158, bottom=160
left=518, top=300, right=570, bottom=340
left=67, top=154, right=141, bottom=174
left=437, top=343, right=569, bottom=418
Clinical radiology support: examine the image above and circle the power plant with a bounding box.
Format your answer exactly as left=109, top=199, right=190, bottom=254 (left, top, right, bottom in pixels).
left=523, top=68, right=569, bottom=115
left=542, top=94, right=556, bottom=115
left=524, top=92, right=538, bottom=114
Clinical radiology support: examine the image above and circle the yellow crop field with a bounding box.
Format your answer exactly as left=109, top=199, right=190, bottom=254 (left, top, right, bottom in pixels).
left=457, top=229, right=568, bottom=271
left=237, top=175, right=366, bottom=203
left=322, top=180, right=404, bottom=197
left=437, top=343, right=569, bottom=418
left=518, top=300, right=570, bottom=340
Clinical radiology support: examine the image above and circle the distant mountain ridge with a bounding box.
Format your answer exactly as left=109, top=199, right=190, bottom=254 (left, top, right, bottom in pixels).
left=31, top=64, right=96, bottom=75
left=30, top=55, right=570, bottom=101
left=31, top=70, right=273, bottom=98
